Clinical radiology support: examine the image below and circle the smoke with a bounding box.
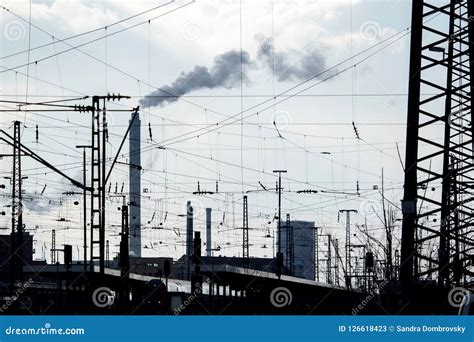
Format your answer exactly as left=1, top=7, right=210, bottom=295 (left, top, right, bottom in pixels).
left=140, top=50, right=252, bottom=108
left=256, top=35, right=327, bottom=82
left=140, top=36, right=330, bottom=108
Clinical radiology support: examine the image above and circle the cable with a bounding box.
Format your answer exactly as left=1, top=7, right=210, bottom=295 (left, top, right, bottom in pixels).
left=138, top=28, right=411, bottom=153
left=0, top=1, right=176, bottom=60
left=0, top=1, right=192, bottom=74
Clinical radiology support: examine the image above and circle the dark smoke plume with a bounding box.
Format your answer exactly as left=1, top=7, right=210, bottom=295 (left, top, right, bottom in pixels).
left=140, top=50, right=251, bottom=108
left=140, top=36, right=329, bottom=108
left=256, top=35, right=327, bottom=82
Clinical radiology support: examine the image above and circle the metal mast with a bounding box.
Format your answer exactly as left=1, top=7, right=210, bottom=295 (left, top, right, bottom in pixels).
left=285, top=213, right=294, bottom=274
left=11, top=121, right=23, bottom=286
left=90, top=96, right=103, bottom=272
left=88, top=94, right=130, bottom=273
left=327, top=234, right=332, bottom=285
left=339, top=209, right=357, bottom=288
left=401, top=0, right=474, bottom=295
left=315, top=227, right=319, bottom=282
left=242, top=195, right=249, bottom=259
left=273, top=169, right=287, bottom=277
left=51, top=229, right=56, bottom=264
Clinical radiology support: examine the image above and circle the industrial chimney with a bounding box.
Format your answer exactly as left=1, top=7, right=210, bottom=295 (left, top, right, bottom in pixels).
left=186, top=201, right=193, bottom=257
left=206, top=208, right=212, bottom=257
left=186, top=201, right=194, bottom=279
left=129, top=113, right=141, bottom=257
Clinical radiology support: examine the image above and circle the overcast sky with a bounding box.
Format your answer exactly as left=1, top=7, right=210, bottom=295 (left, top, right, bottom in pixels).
left=0, top=0, right=418, bottom=277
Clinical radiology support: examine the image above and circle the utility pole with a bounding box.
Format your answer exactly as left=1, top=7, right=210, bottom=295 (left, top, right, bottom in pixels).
left=315, top=227, right=319, bottom=282
left=76, top=145, right=91, bottom=272
left=285, top=213, right=294, bottom=274
left=106, top=240, right=110, bottom=268
left=339, top=209, right=357, bottom=288
left=120, top=201, right=129, bottom=274
left=0, top=96, right=133, bottom=276
left=90, top=96, right=102, bottom=272
left=273, top=169, right=287, bottom=277
left=327, top=234, right=332, bottom=285
left=85, top=94, right=130, bottom=274
left=119, top=199, right=130, bottom=309
left=51, top=229, right=56, bottom=264
left=11, top=121, right=26, bottom=287
left=334, top=238, right=339, bottom=286
left=242, top=195, right=249, bottom=261
left=380, top=169, right=394, bottom=280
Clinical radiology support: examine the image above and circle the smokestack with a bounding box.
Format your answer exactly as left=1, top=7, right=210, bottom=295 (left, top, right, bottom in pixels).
left=129, top=113, right=141, bottom=258
left=206, top=208, right=212, bottom=257
left=186, top=201, right=193, bottom=257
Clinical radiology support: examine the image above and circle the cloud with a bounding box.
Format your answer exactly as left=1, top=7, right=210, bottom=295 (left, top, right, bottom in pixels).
left=5, top=0, right=120, bottom=34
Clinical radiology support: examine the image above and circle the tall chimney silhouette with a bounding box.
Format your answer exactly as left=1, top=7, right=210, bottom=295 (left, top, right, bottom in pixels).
left=186, top=201, right=193, bottom=257
left=129, top=113, right=141, bottom=257
left=186, top=201, right=194, bottom=279
left=206, top=208, right=212, bottom=257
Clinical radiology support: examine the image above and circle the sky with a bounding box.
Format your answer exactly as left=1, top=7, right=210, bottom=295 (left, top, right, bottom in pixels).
left=0, top=0, right=418, bottom=282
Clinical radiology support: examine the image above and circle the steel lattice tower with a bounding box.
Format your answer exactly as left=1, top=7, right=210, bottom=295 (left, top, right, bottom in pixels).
left=10, top=121, right=23, bottom=286
left=401, top=0, right=474, bottom=294
left=90, top=96, right=104, bottom=273
left=242, top=195, right=249, bottom=259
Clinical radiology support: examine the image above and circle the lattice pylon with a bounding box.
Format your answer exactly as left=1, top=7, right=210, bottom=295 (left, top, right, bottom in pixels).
left=401, top=0, right=474, bottom=292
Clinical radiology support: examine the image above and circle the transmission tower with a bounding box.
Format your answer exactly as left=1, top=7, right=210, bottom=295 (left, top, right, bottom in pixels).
left=401, top=0, right=474, bottom=295
left=10, top=121, right=24, bottom=287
